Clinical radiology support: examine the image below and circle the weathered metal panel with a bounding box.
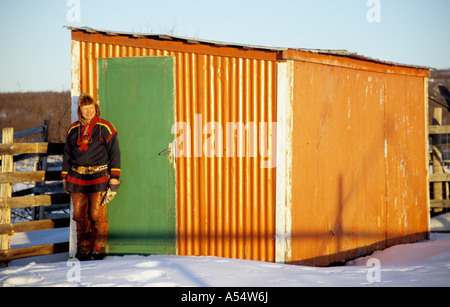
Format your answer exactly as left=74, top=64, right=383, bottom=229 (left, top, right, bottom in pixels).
left=288, top=56, right=429, bottom=266
left=384, top=74, right=429, bottom=247
left=73, top=33, right=277, bottom=262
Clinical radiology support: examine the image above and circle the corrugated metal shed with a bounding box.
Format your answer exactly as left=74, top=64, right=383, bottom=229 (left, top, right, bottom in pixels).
left=68, top=26, right=430, bottom=265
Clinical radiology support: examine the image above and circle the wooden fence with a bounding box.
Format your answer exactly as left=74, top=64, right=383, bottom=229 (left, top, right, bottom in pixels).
left=0, top=125, right=69, bottom=265
left=429, top=107, right=450, bottom=211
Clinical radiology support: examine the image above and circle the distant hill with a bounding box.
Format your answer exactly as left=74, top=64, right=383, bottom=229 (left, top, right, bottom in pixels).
left=0, top=91, right=71, bottom=143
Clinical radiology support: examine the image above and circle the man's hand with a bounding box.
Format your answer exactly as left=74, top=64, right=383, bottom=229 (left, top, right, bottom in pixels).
left=109, top=178, right=120, bottom=185
left=63, top=179, right=70, bottom=194
left=101, top=180, right=121, bottom=206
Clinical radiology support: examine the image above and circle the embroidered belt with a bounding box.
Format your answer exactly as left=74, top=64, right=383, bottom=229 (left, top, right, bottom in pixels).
left=71, top=165, right=108, bottom=175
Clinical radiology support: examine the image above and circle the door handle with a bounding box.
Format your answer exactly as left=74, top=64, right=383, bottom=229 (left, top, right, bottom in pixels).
left=158, top=148, right=171, bottom=156
left=159, top=143, right=174, bottom=164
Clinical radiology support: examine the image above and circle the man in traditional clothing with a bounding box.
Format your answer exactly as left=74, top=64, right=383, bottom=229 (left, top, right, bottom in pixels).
left=62, top=93, right=121, bottom=260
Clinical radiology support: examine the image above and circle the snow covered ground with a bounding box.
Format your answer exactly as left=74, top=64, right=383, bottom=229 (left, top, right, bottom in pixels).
left=1, top=229, right=450, bottom=287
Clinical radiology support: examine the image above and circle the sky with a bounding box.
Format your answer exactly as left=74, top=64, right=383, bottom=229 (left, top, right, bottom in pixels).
left=0, top=0, right=449, bottom=93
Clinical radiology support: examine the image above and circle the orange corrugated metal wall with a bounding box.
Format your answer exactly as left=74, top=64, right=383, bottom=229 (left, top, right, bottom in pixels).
left=175, top=54, right=277, bottom=262
left=77, top=39, right=277, bottom=262
left=290, top=60, right=428, bottom=265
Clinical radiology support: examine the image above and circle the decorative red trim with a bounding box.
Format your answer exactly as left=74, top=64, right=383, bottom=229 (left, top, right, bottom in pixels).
left=67, top=175, right=109, bottom=186
left=110, top=170, right=121, bottom=177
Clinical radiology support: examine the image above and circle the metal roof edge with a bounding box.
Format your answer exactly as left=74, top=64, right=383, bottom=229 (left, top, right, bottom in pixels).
left=287, top=48, right=433, bottom=71
left=65, top=26, right=432, bottom=71
left=65, top=26, right=287, bottom=52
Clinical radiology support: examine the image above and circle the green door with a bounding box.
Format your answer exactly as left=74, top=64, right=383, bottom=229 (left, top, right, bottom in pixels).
left=98, top=57, right=176, bottom=255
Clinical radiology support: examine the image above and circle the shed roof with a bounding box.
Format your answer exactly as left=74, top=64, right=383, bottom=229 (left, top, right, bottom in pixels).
left=66, top=26, right=432, bottom=71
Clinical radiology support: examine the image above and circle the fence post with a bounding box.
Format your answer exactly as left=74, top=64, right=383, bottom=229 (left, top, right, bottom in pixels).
left=431, top=108, right=444, bottom=211
left=35, top=120, right=50, bottom=220
left=1, top=128, right=14, bottom=253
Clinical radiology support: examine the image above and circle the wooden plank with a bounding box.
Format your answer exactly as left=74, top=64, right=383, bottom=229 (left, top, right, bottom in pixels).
left=431, top=109, right=444, bottom=205
left=0, top=142, right=64, bottom=155
left=429, top=173, right=450, bottom=182
left=12, top=182, right=64, bottom=197
left=0, top=125, right=45, bottom=143
left=1, top=127, right=13, bottom=251
left=0, top=242, right=69, bottom=261
left=0, top=194, right=70, bottom=209
left=0, top=218, right=70, bottom=235
left=429, top=125, right=450, bottom=135
left=0, top=171, right=62, bottom=184
left=429, top=199, right=450, bottom=208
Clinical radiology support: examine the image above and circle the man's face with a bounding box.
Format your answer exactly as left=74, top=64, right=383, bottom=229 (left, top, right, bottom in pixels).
left=80, top=104, right=96, bottom=122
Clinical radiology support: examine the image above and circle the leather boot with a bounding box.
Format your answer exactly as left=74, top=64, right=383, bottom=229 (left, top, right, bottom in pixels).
left=76, top=245, right=92, bottom=261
